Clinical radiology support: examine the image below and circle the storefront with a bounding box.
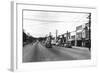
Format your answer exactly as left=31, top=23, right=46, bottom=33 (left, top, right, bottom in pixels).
left=77, top=39, right=82, bottom=46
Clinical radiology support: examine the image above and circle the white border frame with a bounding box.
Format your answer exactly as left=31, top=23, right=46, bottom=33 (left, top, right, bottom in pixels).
left=11, top=1, right=97, bottom=72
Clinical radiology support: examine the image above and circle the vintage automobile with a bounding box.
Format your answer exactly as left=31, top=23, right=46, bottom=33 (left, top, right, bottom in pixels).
left=45, top=41, right=52, bottom=48
left=51, top=40, right=55, bottom=45
left=45, top=36, right=52, bottom=48
left=64, top=42, right=72, bottom=48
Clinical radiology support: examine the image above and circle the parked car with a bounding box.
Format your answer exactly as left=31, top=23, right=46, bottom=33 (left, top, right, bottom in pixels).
left=51, top=40, right=56, bottom=45
left=64, top=42, right=72, bottom=48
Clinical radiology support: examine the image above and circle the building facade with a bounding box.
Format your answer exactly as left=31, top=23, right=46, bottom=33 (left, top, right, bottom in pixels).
left=73, top=23, right=91, bottom=48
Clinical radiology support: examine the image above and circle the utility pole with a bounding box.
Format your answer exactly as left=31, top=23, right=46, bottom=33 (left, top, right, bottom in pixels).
left=56, top=30, right=58, bottom=42
left=49, top=32, right=51, bottom=36
left=88, top=13, right=91, bottom=51
left=66, top=31, right=69, bottom=43
left=85, top=13, right=91, bottom=51
left=49, top=32, right=52, bottom=45
left=75, top=30, right=77, bottom=46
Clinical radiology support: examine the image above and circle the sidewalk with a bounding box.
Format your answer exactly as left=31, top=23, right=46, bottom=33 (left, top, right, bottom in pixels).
left=72, top=46, right=89, bottom=50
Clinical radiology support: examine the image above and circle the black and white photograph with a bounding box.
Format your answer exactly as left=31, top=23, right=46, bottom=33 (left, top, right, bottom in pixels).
left=22, top=9, right=91, bottom=63
left=10, top=1, right=97, bottom=71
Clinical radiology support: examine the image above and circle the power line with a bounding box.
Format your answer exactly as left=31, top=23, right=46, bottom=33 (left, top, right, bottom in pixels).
left=24, top=18, right=89, bottom=23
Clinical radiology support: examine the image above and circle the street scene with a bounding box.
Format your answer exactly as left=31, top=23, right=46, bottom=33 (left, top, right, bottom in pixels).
left=23, top=10, right=91, bottom=62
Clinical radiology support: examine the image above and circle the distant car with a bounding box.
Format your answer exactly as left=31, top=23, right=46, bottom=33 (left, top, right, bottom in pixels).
left=45, top=36, right=52, bottom=48
left=64, top=42, right=72, bottom=48
left=51, top=40, right=56, bottom=45
left=55, top=42, right=59, bottom=46
left=45, top=41, right=52, bottom=48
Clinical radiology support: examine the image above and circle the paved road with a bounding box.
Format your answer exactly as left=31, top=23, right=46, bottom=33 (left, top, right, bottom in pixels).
left=23, top=42, right=90, bottom=62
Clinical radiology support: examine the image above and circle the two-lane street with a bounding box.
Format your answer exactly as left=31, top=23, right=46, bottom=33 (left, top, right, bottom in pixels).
left=23, top=42, right=90, bottom=62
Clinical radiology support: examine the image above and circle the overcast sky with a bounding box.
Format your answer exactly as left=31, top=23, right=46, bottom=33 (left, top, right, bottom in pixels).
left=23, top=10, right=89, bottom=37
